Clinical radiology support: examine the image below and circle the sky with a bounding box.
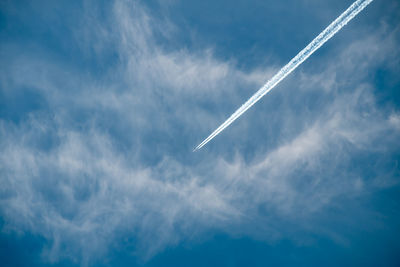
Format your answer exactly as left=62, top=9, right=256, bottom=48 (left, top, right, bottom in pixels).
left=0, top=0, right=399, bottom=266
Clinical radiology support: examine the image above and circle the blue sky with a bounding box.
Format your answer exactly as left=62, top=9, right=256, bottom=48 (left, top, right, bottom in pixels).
left=1, top=0, right=400, bottom=266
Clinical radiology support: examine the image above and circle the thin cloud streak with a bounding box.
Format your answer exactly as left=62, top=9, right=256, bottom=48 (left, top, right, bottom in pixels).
left=194, top=0, right=374, bottom=151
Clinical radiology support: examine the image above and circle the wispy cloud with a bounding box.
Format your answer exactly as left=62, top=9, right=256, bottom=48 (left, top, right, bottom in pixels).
left=0, top=0, right=399, bottom=265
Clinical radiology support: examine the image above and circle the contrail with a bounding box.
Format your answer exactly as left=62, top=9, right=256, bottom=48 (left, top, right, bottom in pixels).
left=194, top=0, right=373, bottom=151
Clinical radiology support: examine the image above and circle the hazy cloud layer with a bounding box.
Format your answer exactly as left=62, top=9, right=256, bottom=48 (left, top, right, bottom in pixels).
left=0, top=0, right=399, bottom=265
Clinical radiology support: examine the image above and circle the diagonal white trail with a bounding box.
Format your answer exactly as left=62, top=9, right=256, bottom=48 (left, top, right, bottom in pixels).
left=194, top=0, right=374, bottom=151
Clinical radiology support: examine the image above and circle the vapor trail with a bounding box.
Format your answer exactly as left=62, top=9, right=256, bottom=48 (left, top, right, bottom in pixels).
left=194, top=0, right=373, bottom=151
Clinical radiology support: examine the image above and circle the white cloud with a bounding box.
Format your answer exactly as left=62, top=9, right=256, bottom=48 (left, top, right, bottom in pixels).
left=0, top=0, right=399, bottom=264
left=390, top=113, right=400, bottom=130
